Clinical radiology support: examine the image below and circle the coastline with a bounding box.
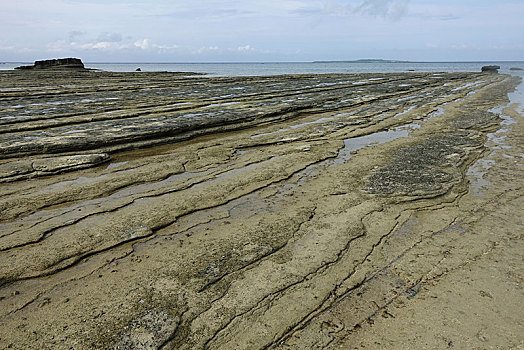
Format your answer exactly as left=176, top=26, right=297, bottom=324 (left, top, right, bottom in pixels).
left=0, top=69, right=522, bottom=349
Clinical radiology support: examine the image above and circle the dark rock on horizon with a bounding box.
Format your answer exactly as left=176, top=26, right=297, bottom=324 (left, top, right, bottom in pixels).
left=15, top=58, right=85, bottom=70
left=510, top=67, right=523, bottom=71
left=481, top=65, right=500, bottom=73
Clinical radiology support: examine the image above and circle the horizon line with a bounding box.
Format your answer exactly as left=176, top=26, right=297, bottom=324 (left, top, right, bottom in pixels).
left=2, top=60, right=524, bottom=65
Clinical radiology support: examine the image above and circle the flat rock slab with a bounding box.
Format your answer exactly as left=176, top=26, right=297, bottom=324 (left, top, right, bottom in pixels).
left=0, top=153, right=109, bottom=182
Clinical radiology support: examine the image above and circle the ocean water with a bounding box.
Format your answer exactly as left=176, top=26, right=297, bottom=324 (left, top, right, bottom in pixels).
left=1, top=61, right=523, bottom=76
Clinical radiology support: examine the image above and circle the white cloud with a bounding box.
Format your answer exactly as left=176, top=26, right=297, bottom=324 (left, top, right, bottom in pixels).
left=154, top=44, right=180, bottom=50
left=76, top=41, right=132, bottom=50
left=135, top=39, right=179, bottom=52
left=0, top=42, right=16, bottom=51
left=451, top=43, right=478, bottom=50
left=196, top=46, right=220, bottom=54
left=47, top=39, right=132, bottom=52
left=237, top=44, right=253, bottom=52
left=45, top=37, right=178, bottom=54
left=134, top=39, right=150, bottom=50
left=46, top=40, right=68, bottom=52
left=0, top=42, right=34, bottom=54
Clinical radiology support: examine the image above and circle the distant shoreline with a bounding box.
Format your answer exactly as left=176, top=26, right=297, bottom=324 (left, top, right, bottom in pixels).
left=2, top=60, right=524, bottom=65
left=2, top=61, right=523, bottom=76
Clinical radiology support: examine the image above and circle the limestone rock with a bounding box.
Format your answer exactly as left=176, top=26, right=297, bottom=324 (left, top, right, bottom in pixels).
left=481, top=65, right=500, bottom=73
left=0, top=153, right=109, bottom=182
left=15, top=58, right=85, bottom=70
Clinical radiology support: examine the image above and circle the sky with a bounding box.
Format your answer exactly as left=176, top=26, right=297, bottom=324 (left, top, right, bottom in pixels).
left=1, top=0, right=523, bottom=62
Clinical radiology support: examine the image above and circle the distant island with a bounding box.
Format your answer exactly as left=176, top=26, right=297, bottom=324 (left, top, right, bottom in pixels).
left=313, top=59, right=411, bottom=63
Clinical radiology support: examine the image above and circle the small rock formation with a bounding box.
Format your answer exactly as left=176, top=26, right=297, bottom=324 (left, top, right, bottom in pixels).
left=15, top=58, right=85, bottom=70
left=136, top=67, right=142, bottom=71
left=481, top=65, right=500, bottom=73
left=510, top=67, right=523, bottom=71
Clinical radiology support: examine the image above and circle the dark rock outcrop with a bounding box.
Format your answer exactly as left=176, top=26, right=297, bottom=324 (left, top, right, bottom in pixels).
left=15, top=58, right=85, bottom=70
left=510, top=67, right=523, bottom=71
left=364, top=131, right=481, bottom=196
left=452, top=108, right=500, bottom=130
left=481, top=65, right=500, bottom=73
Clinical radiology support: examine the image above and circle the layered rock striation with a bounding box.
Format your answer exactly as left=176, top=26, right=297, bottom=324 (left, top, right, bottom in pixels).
left=0, top=69, right=521, bottom=350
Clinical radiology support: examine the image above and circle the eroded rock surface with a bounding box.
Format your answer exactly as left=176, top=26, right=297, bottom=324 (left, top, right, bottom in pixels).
left=0, top=70, right=522, bottom=349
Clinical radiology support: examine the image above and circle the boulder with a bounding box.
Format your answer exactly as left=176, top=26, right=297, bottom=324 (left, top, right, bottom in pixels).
left=15, top=58, right=85, bottom=70
left=481, top=65, right=500, bottom=73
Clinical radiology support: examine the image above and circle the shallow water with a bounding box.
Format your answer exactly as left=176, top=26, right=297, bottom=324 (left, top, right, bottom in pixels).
left=331, top=128, right=411, bottom=167
left=507, top=71, right=524, bottom=113
left=467, top=158, right=495, bottom=197
left=467, top=71, right=524, bottom=196
left=2, top=61, right=524, bottom=76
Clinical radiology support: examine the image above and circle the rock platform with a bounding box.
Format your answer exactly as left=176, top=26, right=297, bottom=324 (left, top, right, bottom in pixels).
left=0, top=70, right=522, bottom=349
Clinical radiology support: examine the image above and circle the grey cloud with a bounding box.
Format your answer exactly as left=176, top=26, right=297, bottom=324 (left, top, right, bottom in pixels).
left=440, top=14, right=460, bottom=21
left=321, top=0, right=410, bottom=19
left=97, top=32, right=123, bottom=43
left=290, top=7, right=323, bottom=16
left=355, top=0, right=410, bottom=20
left=68, top=30, right=84, bottom=42
left=147, top=8, right=253, bottom=19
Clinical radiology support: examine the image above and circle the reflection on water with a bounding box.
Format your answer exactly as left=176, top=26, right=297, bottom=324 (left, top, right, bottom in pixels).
left=331, top=127, right=411, bottom=167
left=467, top=158, right=495, bottom=197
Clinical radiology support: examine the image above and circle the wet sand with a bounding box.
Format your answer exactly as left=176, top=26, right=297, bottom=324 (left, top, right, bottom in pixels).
left=0, top=70, right=522, bottom=349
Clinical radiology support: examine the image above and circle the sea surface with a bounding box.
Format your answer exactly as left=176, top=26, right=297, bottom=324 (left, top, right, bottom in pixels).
left=1, top=61, right=524, bottom=76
